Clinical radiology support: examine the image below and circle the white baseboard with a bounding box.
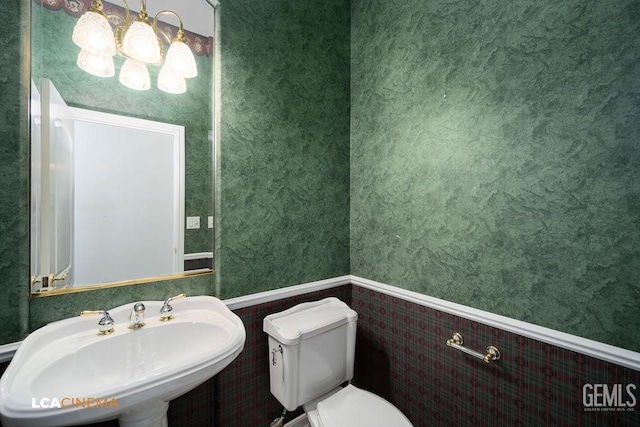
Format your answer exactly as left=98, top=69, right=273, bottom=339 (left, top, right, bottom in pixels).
left=223, top=275, right=351, bottom=310
left=0, top=342, right=20, bottom=363
left=184, top=252, right=214, bottom=260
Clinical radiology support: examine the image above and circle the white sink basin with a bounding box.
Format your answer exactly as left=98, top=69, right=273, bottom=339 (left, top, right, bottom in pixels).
left=0, top=296, right=246, bottom=427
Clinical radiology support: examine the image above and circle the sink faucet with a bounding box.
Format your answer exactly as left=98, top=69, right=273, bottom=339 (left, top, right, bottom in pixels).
left=128, top=302, right=146, bottom=329
left=80, top=310, right=115, bottom=335
left=159, top=293, right=186, bottom=321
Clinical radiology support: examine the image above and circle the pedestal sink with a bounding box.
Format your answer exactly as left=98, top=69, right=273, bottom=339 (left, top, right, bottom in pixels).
left=0, top=296, right=246, bottom=427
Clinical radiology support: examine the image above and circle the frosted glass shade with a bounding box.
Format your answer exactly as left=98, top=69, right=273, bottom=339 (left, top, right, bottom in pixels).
left=158, top=65, right=186, bottom=94
left=72, top=11, right=116, bottom=56
left=77, top=49, right=115, bottom=77
left=164, top=40, right=197, bottom=78
left=119, top=59, right=150, bottom=90
left=121, top=21, right=162, bottom=64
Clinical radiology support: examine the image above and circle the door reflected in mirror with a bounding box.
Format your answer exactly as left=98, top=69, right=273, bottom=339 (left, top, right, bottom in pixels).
left=30, top=0, right=217, bottom=295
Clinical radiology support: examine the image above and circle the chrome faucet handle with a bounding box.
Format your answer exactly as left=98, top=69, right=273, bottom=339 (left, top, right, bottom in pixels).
left=159, top=293, right=186, bottom=321
left=81, top=310, right=115, bottom=335
left=128, top=302, right=146, bottom=329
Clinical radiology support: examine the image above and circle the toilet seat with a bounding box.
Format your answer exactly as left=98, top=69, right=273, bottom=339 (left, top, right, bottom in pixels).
left=309, top=385, right=413, bottom=427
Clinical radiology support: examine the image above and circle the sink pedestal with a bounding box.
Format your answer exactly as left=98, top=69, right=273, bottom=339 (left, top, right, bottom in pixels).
left=119, top=400, right=168, bottom=427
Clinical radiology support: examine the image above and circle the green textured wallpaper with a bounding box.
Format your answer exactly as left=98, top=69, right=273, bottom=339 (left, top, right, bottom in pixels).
left=0, top=0, right=30, bottom=344
left=2, top=0, right=638, bottom=356
left=33, top=5, right=213, bottom=254
left=217, top=0, right=351, bottom=298
left=350, top=0, right=640, bottom=351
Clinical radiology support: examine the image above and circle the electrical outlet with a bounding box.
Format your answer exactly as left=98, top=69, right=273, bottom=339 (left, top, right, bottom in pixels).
left=186, top=216, right=200, bottom=229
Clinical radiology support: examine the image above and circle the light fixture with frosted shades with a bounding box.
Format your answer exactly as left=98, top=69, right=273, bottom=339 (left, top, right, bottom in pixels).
left=163, top=30, right=198, bottom=78
left=119, top=58, right=151, bottom=90
left=158, top=66, right=186, bottom=94
left=72, top=2, right=116, bottom=57
left=71, top=0, right=198, bottom=94
left=77, top=49, right=115, bottom=77
left=119, top=12, right=163, bottom=64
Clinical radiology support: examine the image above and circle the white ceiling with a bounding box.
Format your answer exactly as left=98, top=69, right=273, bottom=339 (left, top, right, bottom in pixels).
left=109, top=0, right=214, bottom=37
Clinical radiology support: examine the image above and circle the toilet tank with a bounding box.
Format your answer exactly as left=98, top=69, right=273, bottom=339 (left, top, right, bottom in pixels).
left=263, top=297, right=357, bottom=411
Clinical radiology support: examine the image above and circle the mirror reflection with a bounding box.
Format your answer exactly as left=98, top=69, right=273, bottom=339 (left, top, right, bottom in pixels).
left=30, top=0, right=215, bottom=294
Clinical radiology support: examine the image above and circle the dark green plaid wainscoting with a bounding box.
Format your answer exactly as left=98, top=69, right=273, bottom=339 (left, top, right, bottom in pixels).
left=1, top=283, right=638, bottom=426
left=213, top=285, right=353, bottom=426
left=352, top=286, right=640, bottom=427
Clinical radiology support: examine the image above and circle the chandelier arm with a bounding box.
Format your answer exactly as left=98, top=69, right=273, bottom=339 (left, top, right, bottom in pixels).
left=120, top=0, right=131, bottom=27
left=153, top=10, right=186, bottom=41
left=156, top=29, right=172, bottom=46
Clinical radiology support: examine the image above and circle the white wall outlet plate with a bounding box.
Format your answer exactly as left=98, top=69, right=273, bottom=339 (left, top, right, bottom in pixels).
left=186, top=216, right=200, bottom=229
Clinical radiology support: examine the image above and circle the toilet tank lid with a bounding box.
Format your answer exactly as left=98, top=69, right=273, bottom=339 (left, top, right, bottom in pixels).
left=263, top=297, right=357, bottom=345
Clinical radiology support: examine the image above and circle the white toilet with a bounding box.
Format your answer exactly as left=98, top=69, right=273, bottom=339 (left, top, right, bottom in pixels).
left=264, top=297, right=413, bottom=427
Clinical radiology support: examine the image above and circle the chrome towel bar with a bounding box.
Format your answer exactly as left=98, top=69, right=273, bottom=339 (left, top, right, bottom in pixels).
left=446, top=332, right=501, bottom=363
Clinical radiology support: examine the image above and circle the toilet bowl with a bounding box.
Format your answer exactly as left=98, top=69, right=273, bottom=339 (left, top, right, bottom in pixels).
left=303, top=384, right=412, bottom=427
left=263, top=298, right=413, bottom=427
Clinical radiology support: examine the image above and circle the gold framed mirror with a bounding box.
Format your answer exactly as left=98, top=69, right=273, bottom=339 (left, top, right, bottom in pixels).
left=29, top=0, right=219, bottom=296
